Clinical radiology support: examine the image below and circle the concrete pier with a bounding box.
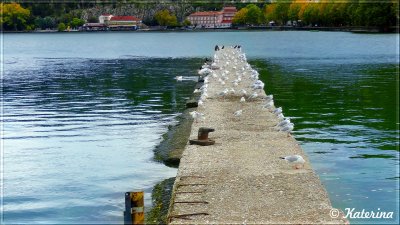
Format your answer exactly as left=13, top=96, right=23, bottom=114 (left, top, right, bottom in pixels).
left=167, top=47, right=347, bottom=224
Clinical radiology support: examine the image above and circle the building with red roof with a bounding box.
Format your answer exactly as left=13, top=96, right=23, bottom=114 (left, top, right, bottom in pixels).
left=187, top=11, right=223, bottom=28
left=222, top=7, right=238, bottom=26
left=187, top=7, right=237, bottom=28
left=91, top=14, right=143, bottom=30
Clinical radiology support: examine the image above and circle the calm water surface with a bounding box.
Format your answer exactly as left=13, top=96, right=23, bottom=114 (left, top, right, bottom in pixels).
left=2, top=31, right=399, bottom=224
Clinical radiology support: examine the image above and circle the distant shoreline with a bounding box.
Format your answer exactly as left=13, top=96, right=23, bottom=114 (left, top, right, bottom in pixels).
left=2, top=26, right=398, bottom=34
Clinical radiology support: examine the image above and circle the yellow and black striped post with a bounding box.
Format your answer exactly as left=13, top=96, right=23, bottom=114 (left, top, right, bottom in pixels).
left=124, top=191, right=144, bottom=225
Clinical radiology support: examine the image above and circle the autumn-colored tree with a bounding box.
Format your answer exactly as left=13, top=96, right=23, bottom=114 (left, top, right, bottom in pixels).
left=232, top=4, right=262, bottom=25
left=1, top=3, right=31, bottom=31
left=232, top=7, right=249, bottom=25
left=264, top=4, right=277, bottom=23
left=154, top=9, right=178, bottom=26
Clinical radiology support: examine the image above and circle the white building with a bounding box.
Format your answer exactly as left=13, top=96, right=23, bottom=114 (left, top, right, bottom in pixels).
left=99, top=14, right=113, bottom=24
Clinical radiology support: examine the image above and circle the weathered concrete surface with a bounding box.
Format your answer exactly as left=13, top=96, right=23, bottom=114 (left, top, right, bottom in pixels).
left=167, top=48, right=347, bottom=224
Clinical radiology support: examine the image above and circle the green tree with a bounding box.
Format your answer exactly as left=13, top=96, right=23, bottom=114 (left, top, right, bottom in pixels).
left=87, top=16, right=98, bottom=23
left=58, top=22, right=66, bottom=31
left=362, top=3, right=396, bottom=28
left=154, top=9, right=178, bottom=26
left=245, top=4, right=262, bottom=25
left=288, top=2, right=301, bottom=22
left=300, top=3, right=319, bottom=25
left=60, top=13, right=74, bottom=25
left=1, top=3, right=31, bottom=31
left=70, top=17, right=85, bottom=29
left=34, top=16, right=56, bottom=30
left=182, top=19, right=191, bottom=27
left=274, top=0, right=290, bottom=25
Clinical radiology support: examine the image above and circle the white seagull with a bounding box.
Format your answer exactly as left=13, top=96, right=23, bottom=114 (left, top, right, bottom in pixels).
left=280, top=155, right=305, bottom=169
left=198, top=100, right=204, bottom=107
left=190, top=111, right=205, bottom=123
left=263, top=100, right=274, bottom=109
left=273, top=107, right=283, bottom=115
left=279, top=122, right=294, bottom=136
left=198, top=68, right=212, bottom=76
left=234, top=109, right=243, bottom=117
left=277, top=118, right=291, bottom=127
left=248, top=92, right=258, bottom=101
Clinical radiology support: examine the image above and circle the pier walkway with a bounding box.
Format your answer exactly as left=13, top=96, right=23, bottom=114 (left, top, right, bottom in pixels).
left=167, top=47, right=347, bottom=224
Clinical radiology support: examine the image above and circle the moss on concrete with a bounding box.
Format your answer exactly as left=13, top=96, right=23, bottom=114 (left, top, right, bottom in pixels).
left=145, top=177, right=176, bottom=224
left=153, top=108, right=195, bottom=168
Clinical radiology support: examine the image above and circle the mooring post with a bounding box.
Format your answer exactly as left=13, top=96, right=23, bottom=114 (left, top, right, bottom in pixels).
left=189, top=127, right=215, bottom=146
left=124, top=191, right=144, bottom=225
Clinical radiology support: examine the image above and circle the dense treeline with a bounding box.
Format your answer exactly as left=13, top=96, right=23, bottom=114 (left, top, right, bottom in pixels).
left=1, top=0, right=237, bottom=30
left=1, top=2, right=86, bottom=31
left=233, top=0, right=398, bottom=30
left=1, top=0, right=398, bottom=31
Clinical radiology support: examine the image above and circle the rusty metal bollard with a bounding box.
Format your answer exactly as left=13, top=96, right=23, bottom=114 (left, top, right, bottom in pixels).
left=124, top=191, right=144, bottom=225
left=189, top=127, right=215, bottom=146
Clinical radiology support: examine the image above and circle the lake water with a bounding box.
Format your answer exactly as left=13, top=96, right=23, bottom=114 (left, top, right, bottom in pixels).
left=2, top=31, right=399, bottom=224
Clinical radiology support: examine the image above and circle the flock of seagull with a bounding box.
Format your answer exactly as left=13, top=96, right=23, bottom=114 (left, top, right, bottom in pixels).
left=192, top=45, right=294, bottom=134
left=186, top=45, right=304, bottom=169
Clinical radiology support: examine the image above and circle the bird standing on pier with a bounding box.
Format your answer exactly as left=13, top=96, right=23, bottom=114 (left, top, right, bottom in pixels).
left=190, top=111, right=205, bottom=123
left=248, top=92, right=258, bottom=101
left=198, top=100, right=204, bottom=107
left=277, top=118, right=291, bottom=127
left=280, top=155, right=305, bottom=169
left=252, top=80, right=265, bottom=91
left=233, top=109, right=243, bottom=119
left=263, top=97, right=274, bottom=109
left=239, top=89, right=247, bottom=97
left=276, top=113, right=285, bottom=121
left=273, top=107, right=283, bottom=115
left=279, top=122, right=294, bottom=136
left=219, top=88, right=229, bottom=99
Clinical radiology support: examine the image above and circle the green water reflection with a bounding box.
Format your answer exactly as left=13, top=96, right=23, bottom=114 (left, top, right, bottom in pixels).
left=254, top=59, right=399, bottom=224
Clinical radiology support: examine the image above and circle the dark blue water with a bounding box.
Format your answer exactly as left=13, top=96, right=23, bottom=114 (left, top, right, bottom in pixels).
left=2, top=31, right=399, bottom=224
